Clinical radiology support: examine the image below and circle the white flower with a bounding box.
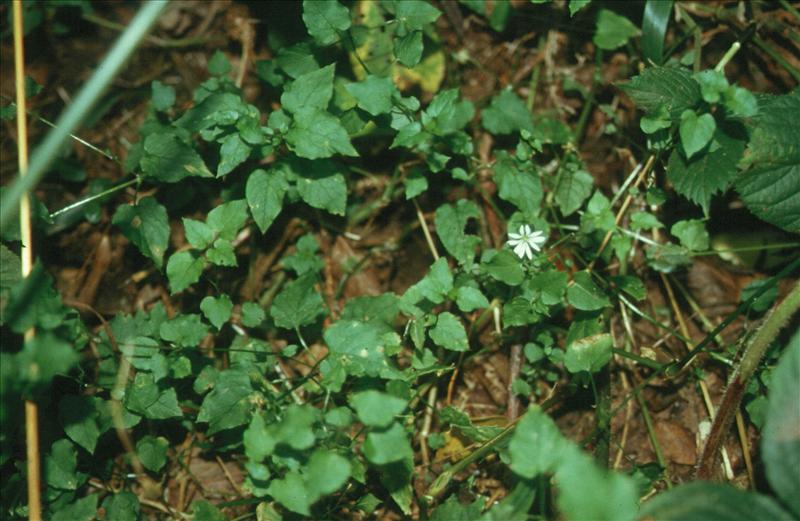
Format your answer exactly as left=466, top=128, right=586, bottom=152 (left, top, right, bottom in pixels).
left=506, top=224, right=546, bottom=260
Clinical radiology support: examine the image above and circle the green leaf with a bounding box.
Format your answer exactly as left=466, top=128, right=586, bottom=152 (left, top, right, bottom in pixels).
left=112, top=197, right=169, bottom=268
left=735, top=163, right=800, bottom=233
left=481, top=88, right=534, bottom=135
left=197, top=368, right=254, bottom=434
left=567, top=271, right=610, bottom=311
left=394, top=30, right=423, bottom=67
left=244, top=412, right=275, bottom=461
left=741, top=91, right=799, bottom=167
left=554, top=445, right=637, bottom=521
left=345, top=75, right=398, bottom=116
left=762, top=330, right=800, bottom=517
left=207, top=238, right=237, bottom=267
left=639, top=482, right=794, bottom=521
left=350, top=390, right=407, bottom=428
left=568, top=0, right=591, bottom=16
left=136, top=435, right=169, bottom=472
left=160, top=313, right=209, bottom=347
left=529, top=269, right=568, bottom=305
left=422, top=89, right=474, bottom=135
left=45, top=439, right=82, bottom=490
left=555, top=168, right=593, bottom=216
left=281, top=64, right=335, bottom=114
left=207, top=199, right=249, bottom=240
left=241, top=302, right=265, bottom=327
left=564, top=333, right=613, bottom=373
left=293, top=160, right=348, bottom=215
left=400, top=257, right=454, bottom=313
left=594, top=9, right=639, bottom=50
left=620, top=66, right=701, bottom=119
left=482, top=249, right=524, bottom=286
left=273, top=404, right=317, bottom=450
left=208, top=50, right=232, bottom=76
left=455, top=286, right=489, bottom=312
left=282, top=234, right=324, bottom=276
left=270, top=273, right=325, bottom=329
left=667, top=122, right=747, bottom=212
left=680, top=110, right=716, bottom=159
left=612, top=275, right=647, bottom=300
left=52, top=494, right=97, bottom=521
left=509, top=408, right=567, bottom=478
left=246, top=168, right=287, bottom=233
left=642, top=0, right=672, bottom=66
left=286, top=107, right=359, bottom=159
left=200, top=295, right=233, bottom=330
left=695, top=70, right=729, bottom=104
left=302, top=0, right=350, bottom=46
left=102, top=492, right=140, bottom=521
left=646, top=242, right=692, bottom=273
left=323, top=319, right=400, bottom=379
left=671, top=219, right=709, bottom=251
left=141, top=131, right=212, bottom=183
left=431, top=495, right=483, bottom=521
left=59, top=395, right=102, bottom=454
left=183, top=218, right=214, bottom=250
left=429, top=312, right=469, bottom=352
left=434, top=200, right=481, bottom=266
left=395, top=0, right=441, bottom=30
left=192, top=500, right=227, bottom=521
left=4, top=263, right=67, bottom=333
left=217, top=133, right=251, bottom=176
left=630, top=211, right=663, bottom=231
left=18, top=334, right=78, bottom=395
left=493, top=152, right=542, bottom=220
left=305, top=449, right=351, bottom=498
left=268, top=472, right=309, bottom=515
left=404, top=167, right=428, bottom=199
left=126, top=373, right=183, bottom=419
left=363, top=422, right=413, bottom=464
left=151, top=80, right=175, bottom=111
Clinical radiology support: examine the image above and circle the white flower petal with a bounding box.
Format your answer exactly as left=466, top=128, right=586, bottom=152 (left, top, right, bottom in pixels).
left=521, top=224, right=532, bottom=236
left=513, top=242, right=530, bottom=259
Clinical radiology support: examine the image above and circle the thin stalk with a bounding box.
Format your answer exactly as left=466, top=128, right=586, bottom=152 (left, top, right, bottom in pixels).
left=0, top=98, right=117, bottom=161
left=49, top=177, right=138, bottom=220
left=13, top=2, right=41, bottom=518
left=0, top=0, right=168, bottom=228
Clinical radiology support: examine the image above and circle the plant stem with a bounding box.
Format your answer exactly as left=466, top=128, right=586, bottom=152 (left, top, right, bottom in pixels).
left=13, top=2, right=41, bottom=518
left=49, top=177, right=139, bottom=220
left=696, top=280, right=800, bottom=479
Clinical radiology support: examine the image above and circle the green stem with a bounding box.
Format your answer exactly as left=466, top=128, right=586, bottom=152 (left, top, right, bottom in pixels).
left=714, top=41, right=741, bottom=72
left=49, top=177, right=138, bottom=220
